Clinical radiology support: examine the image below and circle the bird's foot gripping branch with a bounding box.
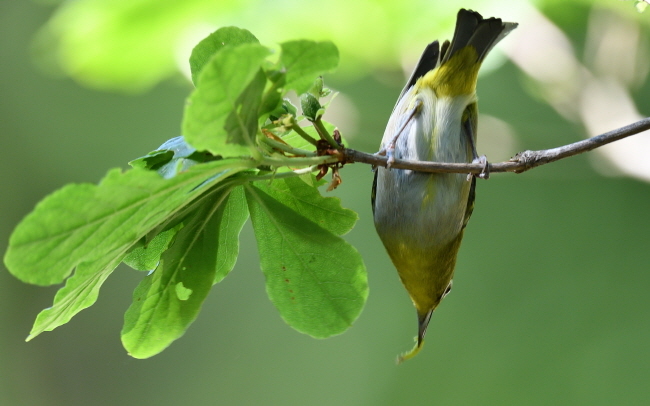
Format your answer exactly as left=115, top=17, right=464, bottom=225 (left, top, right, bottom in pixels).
left=4, top=27, right=368, bottom=359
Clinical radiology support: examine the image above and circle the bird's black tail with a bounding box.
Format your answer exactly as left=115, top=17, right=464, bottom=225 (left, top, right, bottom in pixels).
left=442, top=9, right=518, bottom=64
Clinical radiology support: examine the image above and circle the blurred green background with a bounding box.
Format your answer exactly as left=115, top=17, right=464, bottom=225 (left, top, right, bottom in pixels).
left=2, top=0, right=650, bottom=405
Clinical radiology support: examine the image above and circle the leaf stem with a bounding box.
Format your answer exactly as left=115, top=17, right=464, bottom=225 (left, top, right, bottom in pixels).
left=260, top=154, right=337, bottom=168
left=313, top=118, right=339, bottom=148
left=260, top=137, right=318, bottom=157
left=245, top=166, right=319, bottom=182
left=289, top=122, right=319, bottom=146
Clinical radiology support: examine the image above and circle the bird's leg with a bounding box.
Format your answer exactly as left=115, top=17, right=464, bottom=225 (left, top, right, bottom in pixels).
left=463, top=119, right=489, bottom=180
left=377, top=99, right=423, bottom=168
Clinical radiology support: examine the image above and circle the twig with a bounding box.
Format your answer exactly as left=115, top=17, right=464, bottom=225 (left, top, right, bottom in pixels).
left=342, top=118, right=650, bottom=174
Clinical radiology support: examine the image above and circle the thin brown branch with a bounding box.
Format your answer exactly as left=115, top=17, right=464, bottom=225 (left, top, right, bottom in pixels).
left=341, top=117, right=650, bottom=174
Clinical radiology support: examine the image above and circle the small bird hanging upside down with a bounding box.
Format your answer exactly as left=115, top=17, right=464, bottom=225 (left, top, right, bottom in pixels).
left=371, top=9, right=517, bottom=362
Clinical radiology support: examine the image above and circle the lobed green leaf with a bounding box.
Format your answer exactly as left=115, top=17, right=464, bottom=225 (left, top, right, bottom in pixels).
left=6, top=160, right=249, bottom=285
left=182, top=43, right=271, bottom=157
left=5, top=159, right=253, bottom=338
left=245, top=183, right=367, bottom=338
left=122, top=185, right=245, bottom=358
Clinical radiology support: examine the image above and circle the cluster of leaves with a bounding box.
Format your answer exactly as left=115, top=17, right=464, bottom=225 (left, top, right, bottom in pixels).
left=4, top=27, right=368, bottom=359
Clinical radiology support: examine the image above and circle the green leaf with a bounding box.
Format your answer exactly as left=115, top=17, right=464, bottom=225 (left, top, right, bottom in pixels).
left=27, top=255, right=123, bottom=341
left=5, top=160, right=252, bottom=338
left=282, top=99, right=298, bottom=116
left=183, top=43, right=271, bottom=157
left=244, top=183, right=367, bottom=338
left=213, top=186, right=249, bottom=284
left=252, top=177, right=357, bottom=236
left=223, top=68, right=267, bottom=155
left=6, top=160, right=248, bottom=285
left=128, top=150, right=174, bottom=170
left=280, top=40, right=339, bottom=94
left=258, top=67, right=288, bottom=121
left=121, top=185, right=245, bottom=359
left=189, top=27, right=259, bottom=86
left=259, top=84, right=283, bottom=122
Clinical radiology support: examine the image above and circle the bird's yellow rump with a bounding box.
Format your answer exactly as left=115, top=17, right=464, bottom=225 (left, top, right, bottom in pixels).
left=371, top=9, right=517, bottom=362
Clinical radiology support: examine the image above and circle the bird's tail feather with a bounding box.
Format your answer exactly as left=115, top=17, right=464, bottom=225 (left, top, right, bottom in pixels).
left=443, top=9, right=518, bottom=64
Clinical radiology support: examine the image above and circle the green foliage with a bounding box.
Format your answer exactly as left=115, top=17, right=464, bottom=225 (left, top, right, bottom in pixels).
left=189, top=27, right=260, bottom=86
left=4, top=27, right=367, bottom=358
left=246, top=181, right=365, bottom=337
left=183, top=43, right=270, bottom=156
left=279, top=41, right=339, bottom=94
left=122, top=186, right=245, bottom=358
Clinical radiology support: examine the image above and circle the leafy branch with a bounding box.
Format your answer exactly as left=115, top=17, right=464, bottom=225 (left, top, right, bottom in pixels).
left=4, top=27, right=364, bottom=359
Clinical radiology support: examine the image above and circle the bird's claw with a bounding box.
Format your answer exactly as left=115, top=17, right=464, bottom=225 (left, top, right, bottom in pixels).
left=386, top=148, right=396, bottom=168
left=467, top=155, right=489, bottom=180
left=375, top=146, right=395, bottom=169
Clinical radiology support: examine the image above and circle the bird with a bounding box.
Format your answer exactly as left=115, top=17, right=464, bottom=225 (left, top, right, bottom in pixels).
left=371, top=9, right=517, bottom=362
